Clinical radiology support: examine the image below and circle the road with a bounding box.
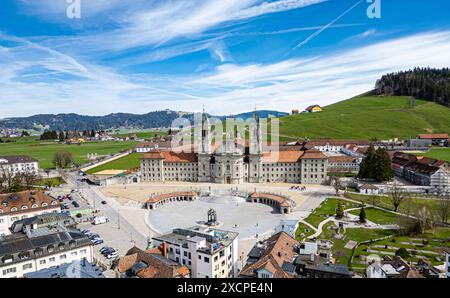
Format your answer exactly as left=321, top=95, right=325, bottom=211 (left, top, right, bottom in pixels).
left=62, top=172, right=148, bottom=266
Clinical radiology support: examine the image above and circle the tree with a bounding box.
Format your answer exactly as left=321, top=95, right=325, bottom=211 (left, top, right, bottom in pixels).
left=395, top=248, right=410, bottom=259
left=374, top=148, right=393, bottom=182
left=59, top=131, right=65, bottom=142
left=358, top=145, right=393, bottom=182
left=436, top=195, right=450, bottom=224
left=358, top=144, right=376, bottom=179
left=53, top=151, right=74, bottom=169
left=90, top=129, right=96, bottom=138
left=330, top=176, right=342, bottom=196
left=359, top=207, right=367, bottom=223
left=21, top=170, right=38, bottom=190
left=336, top=202, right=345, bottom=219
left=389, top=182, right=405, bottom=212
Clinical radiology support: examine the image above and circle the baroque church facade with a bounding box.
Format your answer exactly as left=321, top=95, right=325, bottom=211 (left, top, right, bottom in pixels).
left=140, top=113, right=329, bottom=185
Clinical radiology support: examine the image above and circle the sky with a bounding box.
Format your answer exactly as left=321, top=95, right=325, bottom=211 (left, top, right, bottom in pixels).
left=0, top=0, right=450, bottom=118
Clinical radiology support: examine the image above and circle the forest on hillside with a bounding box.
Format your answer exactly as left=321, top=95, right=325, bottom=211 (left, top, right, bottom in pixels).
left=375, top=68, right=450, bottom=107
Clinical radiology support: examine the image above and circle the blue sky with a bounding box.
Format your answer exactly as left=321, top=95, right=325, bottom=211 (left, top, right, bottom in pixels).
left=0, top=0, right=450, bottom=118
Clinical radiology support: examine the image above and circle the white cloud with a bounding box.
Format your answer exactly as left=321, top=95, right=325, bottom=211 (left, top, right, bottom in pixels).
left=1, top=29, right=450, bottom=118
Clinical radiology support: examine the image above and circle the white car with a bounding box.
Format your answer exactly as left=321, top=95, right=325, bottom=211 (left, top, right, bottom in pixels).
left=106, top=251, right=118, bottom=259
left=92, top=216, right=110, bottom=225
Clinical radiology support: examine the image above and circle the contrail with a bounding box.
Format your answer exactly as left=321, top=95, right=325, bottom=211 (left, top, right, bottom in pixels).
left=285, top=0, right=365, bottom=56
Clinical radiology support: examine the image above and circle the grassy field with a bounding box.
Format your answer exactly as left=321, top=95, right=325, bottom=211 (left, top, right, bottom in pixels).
left=343, top=192, right=448, bottom=218
left=0, top=139, right=138, bottom=169
left=303, top=198, right=361, bottom=228
left=278, top=95, right=450, bottom=140
left=348, top=207, right=402, bottom=225
left=319, top=222, right=396, bottom=266
left=353, top=227, right=450, bottom=270
left=420, top=148, right=450, bottom=162
left=86, top=153, right=143, bottom=174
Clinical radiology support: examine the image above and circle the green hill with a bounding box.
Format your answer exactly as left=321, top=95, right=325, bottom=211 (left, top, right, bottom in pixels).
left=278, top=95, right=450, bottom=140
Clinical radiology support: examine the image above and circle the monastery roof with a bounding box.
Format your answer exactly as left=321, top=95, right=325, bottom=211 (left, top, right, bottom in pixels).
left=262, top=151, right=304, bottom=163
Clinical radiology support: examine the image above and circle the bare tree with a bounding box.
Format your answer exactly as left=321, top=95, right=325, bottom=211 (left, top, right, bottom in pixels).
left=21, top=169, right=39, bottom=190
left=414, top=203, right=436, bottom=234
left=331, top=176, right=342, bottom=196
left=436, top=194, right=450, bottom=224
left=389, top=182, right=405, bottom=212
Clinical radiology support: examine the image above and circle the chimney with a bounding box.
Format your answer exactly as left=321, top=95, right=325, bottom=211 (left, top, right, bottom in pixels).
left=162, top=242, right=167, bottom=258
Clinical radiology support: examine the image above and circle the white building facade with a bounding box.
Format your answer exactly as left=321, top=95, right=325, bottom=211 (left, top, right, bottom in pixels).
left=0, top=156, right=39, bottom=177
left=152, top=226, right=239, bottom=278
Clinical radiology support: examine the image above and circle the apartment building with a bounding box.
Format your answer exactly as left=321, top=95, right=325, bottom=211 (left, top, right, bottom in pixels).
left=152, top=226, right=239, bottom=278
left=0, top=214, right=94, bottom=278
left=0, top=191, right=60, bottom=236
left=0, top=155, right=39, bottom=177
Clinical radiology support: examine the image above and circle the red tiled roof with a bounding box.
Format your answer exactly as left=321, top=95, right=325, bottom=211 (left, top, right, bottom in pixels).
left=250, top=193, right=293, bottom=207
left=239, top=232, right=299, bottom=278
left=143, top=150, right=198, bottom=163
left=147, top=192, right=198, bottom=204
left=118, top=247, right=190, bottom=278
left=418, top=134, right=448, bottom=139
left=300, top=148, right=328, bottom=159
left=0, top=191, right=60, bottom=215
left=328, top=156, right=357, bottom=163
left=262, top=151, right=304, bottom=163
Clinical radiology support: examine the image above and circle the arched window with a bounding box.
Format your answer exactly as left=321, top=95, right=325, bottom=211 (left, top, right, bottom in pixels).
left=31, top=204, right=38, bottom=209
left=21, top=205, right=28, bottom=210
left=10, top=207, right=17, bottom=212
left=51, top=200, right=57, bottom=205
left=42, top=203, right=48, bottom=207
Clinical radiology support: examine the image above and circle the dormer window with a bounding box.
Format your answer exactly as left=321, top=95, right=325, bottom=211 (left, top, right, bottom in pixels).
left=31, top=204, right=38, bottom=209
left=21, top=205, right=28, bottom=210
left=42, top=203, right=48, bottom=207
left=10, top=207, right=17, bottom=212
left=50, top=201, right=57, bottom=206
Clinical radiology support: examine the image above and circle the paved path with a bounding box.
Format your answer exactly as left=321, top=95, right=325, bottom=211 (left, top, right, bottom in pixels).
left=80, top=150, right=131, bottom=172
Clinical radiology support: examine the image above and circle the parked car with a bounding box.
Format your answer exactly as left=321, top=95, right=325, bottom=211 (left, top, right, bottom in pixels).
left=92, top=239, right=104, bottom=245
left=106, top=251, right=118, bottom=259
left=81, top=229, right=92, bottom=235
left=72, top=201, right=80, bottom=208
left=101, top=200, right=107, bottom=205
left=100, top=246, right=114, bottom=254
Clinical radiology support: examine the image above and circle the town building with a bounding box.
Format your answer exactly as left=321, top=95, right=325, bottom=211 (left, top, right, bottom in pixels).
left=0, top=214, right=93, bottom=278
left=116, top=246, right=190, bottom=278
left=358, top=184, right=380, bottom=195
left=141, top=114, right=329, bottom=185
left=328, top=156, right=361, bottom=173
left=274, top=220, right=299, bottom=237
left=135, top=141, right=171, bottom=153
left=240, top=232, right=299, bottom=278
left=304, top=139, right=370, bottom=153
left=417, top=134, right=449, bottom=146
left=366, top=256, right=424, bottom=278
left=25, top=259, right=104, bottom=278
left=0, top=155, right=39, bottom=177
left=294, top=254, right=352, bottom=278
left=152, top=226, right=239, bottom=278
left=0, top=191, right=60, bottom=236
left=391, top=152, right=450, bottom=195
left=305, top=105, right=323, bottom=113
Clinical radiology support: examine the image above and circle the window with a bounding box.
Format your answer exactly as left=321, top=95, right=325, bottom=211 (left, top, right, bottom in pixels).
left=39, top=260, right=46, bottom=265
left=60, top=254, right=67, bottom=260
left=49, top=257, right=55, bottom=262
left=80, top=249, right=87, bottom=255
left=2, top=267, right=16, bottom=275
left=204, top=257, right=210, bottom=263
left=22, top=263, right=32, bottom=270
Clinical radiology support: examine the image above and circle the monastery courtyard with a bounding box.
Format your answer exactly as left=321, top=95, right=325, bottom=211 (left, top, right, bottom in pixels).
left=99, top=182, right=334, bottom=261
